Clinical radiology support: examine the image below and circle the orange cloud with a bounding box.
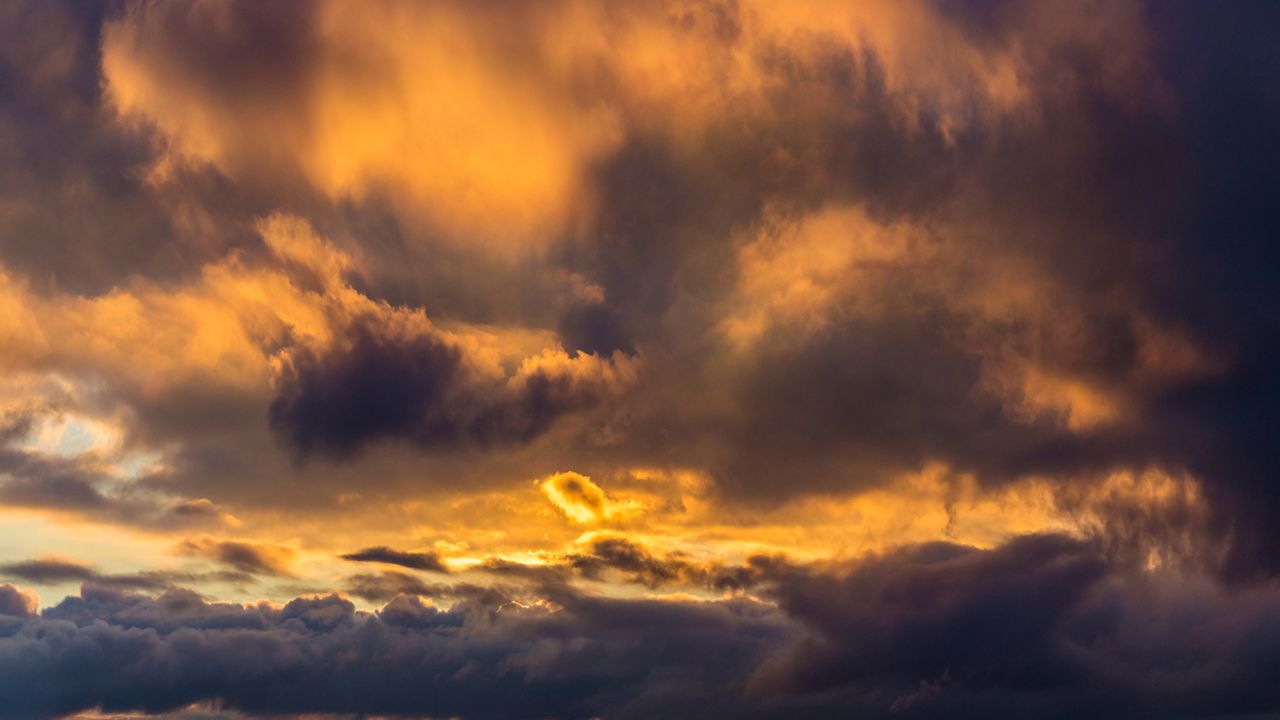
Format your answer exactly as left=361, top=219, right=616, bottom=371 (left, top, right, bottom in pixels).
left=720, top=204, right=923, bottom=348
left=540, top=471, right=643, bottom=525
left=101, top=0, right=1148, bottom=253
left=0, top=215, right=636, bottom=417
left=102, top=0, right=622, bottom=250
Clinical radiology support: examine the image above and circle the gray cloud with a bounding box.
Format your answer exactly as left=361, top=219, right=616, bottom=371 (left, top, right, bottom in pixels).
left=0, top=558, right=250, bottom=594
left=0, top=584, right=36, bottom=617
left=339, top=546, right=448, bottom=573
left=0, top=425, right=235, bottom=533
left=5, top=535, right=1280, bottom=719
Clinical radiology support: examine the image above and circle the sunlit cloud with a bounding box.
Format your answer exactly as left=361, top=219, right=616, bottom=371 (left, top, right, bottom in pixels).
left=0, top=0, right=1275, bottom=716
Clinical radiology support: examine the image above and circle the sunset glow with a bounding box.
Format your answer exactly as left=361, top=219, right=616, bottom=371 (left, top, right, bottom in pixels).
left=1, top=2, right=1279, bottom=718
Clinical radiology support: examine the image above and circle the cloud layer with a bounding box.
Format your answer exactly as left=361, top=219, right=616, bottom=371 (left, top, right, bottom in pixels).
left=4, top=536, right=1280, bottom=719
left=1, top=0, right=1278, bottom=716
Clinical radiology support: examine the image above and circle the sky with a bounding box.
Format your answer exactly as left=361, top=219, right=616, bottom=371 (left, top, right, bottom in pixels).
left=0, top=0, right=1279, bottom=718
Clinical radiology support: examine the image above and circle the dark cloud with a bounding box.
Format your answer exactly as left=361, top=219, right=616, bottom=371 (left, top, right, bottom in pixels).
left=743, top=533, right=1280, bottom=717
left=565, top=536, right=731, bottom=590
left=557, top=299, right=634, bottom=356
left=342, top=571, right=520, bottom=609
left=269, top=314, right=632, bottom=459
left=1, top=1, right=1280, bottom=714
left=343, top=571, right=438, bottom=604
left=340, top=545, right=448, bottom=573
left=0, top=583, right=788, bottom=720
left=268, top=315, right=465, bottom=458
left=0, top=558, right=94, bottom=585
left=5, top=536, right=1280, bottom=718
left=0, top=558, right=249, bottom=594
left=536, top=0, right=1280, bottom=585
left=0, top=0, right=264, bottom=295
left=753, top=535, right=1111, bottom=700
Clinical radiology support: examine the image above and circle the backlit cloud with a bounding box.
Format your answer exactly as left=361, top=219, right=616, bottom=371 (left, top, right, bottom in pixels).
left=1, top=0, right=1278, bottom=716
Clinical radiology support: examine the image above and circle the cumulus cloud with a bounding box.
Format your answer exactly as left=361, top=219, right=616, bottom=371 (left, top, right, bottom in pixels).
left=2, top=0, right=1270, bottom=573
left=0, top=583, right=788, bottom=719
left=0, top=584, right=37, bottom=617
left=4, top=536, right=1280, bottom=718
left=269, top=313, right=638, bottom=459
left=1, top=1, right=1279, bottom=716
left=743, top=534, right=1280, bottom=716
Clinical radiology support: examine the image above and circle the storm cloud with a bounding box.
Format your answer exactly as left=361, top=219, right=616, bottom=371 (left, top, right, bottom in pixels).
left=1, top=0, right=1278, bottom=716
left=3, top=535, right=1280, bottom=719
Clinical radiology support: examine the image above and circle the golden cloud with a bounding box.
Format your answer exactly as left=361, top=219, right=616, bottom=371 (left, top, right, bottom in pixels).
left=540, top=471, right=644, bottom=525
left=100, top=0, right=1149, bottom=252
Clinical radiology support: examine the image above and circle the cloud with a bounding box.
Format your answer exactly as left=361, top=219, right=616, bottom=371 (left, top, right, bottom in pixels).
left=2, top=3, right=1280, bottom=716
left=176, top=537, right=297, bottom=577
left=0, top=0, right=260, bottom=297
left=539, top=471, right=643, bottom=525
left=0, top=401, right=239, bottom=531
left=339, top=546, right=447, bottom=573
left=0, top=439, right=237, bottom=533
left=0, top=558, right=248, bottom=595
left=269, top=315, right=639, bottom=459
left=742, top=534, right=1280, bottom=717
left=5, top=535, right=1280, bottom=718
left=343, top=571, right=440, bottom=604
left=0, top=211, right=640, bottom=516
left=0, top=558, right=94, bottom=585
left=0, top=583, right=788, bottom=719
left=101, top=0, right=621, bottom=249
left=0, top=584, right=37, bottom=617
left=567, top=536, right=721, bottom=589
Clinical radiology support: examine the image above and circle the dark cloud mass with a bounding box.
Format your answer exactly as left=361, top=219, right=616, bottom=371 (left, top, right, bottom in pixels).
left=269, top=314, right=633, bottom=458
left=3, top=537, right=1280, bottom=718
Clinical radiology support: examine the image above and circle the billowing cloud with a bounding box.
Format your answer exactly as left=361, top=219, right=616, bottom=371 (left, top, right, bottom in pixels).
left=0, top=583, right=37, bottom=617
left=4, top=536, right=1280, bottom=718
left=270, top=314, right=638, bottom=459
left=1, top=0, right=1279, bottom=716
left=99, top=0, right=1117, bottom=252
